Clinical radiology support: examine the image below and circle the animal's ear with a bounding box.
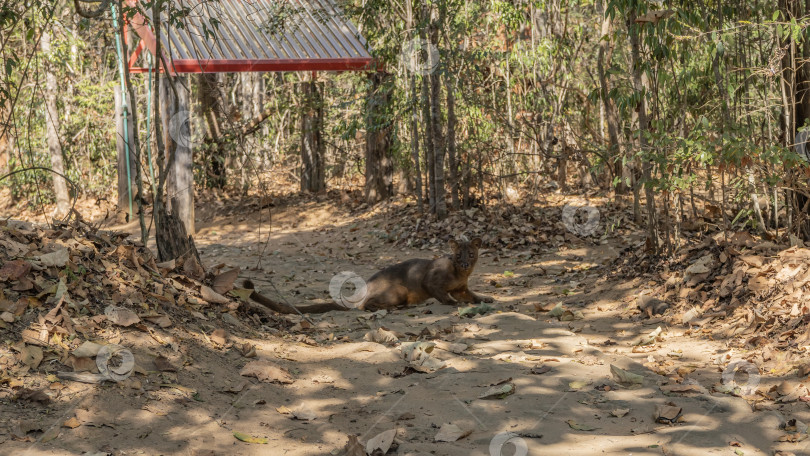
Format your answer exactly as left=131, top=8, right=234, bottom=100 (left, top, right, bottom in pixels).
left=449, top=239, right=460, bottom=252
left=471, top=237, right=482, bottom=249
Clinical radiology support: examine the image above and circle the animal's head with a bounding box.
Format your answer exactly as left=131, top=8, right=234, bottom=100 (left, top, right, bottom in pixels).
left=449, top=237, right=482, bottom=272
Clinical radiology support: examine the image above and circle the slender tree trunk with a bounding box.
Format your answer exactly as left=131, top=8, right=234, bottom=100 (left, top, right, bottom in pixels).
left=165, top=76, right=194, bottom=234
left=628, top=10, right=658, bottom=251
left=364, top=72, right=393, bottom=203
left=410, top=75, right=423, bottom=211
left=405, top=0, right=423, bottom=211
left=42, top=31, right=70, bottom=218
left=198, top=73, right=226, bottom=188
left=418, top=7, right=436, bottom=213
left=430, top=83, right=446, bottom=217
left=422, top=74, right=435, bottom=212
left=596, top=1, right=624, bottom=193
left=429, top=6, right=447, bottom=219
left=300, top=79, right=325, bottom=193
left=446, top=75, right=459, bottom=211
left=119, top=9, right=147, bottom=243
left=781, top=0, right=810, bottom=235
left=0, top=109, right=8, bottom=175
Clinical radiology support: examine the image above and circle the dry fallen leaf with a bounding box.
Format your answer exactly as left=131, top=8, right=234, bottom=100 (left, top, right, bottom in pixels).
left=19, top=345, right=43, bottom=369
left=63, top=417, right=81, bottom=429
left=566, top=419, right=598, bottom=431
left=366, top=429, right=396, bottom=455
left=478, top=383, right=516, bottom=399
left=154, top=355, right=177, bottom=372
left=212, top=267, right=240, bottom=294
left=201, top=285, right=230, bottom=305
left=0, top=259, right=32, bottom=281
left=233, top=431, right=268, bottom=444
left=364, top=327, right=399, bottom=345
left=143, top=314, right=172, bottom=328
left=434, top=423, right=471, bottom=442
left=210, top=328, right=228, bottom=346
left=104, top=305, right=140, bottom=327
left=240, top=361, right=293, bottom=384
left=611, top=408, right=630, bottom=418
left=277, top=404, right=316, bottom=420
left=37, top=249, right=69, bottom=268
left=72, top=341, right=103, bottom=358
left=654, top=404, right=683, bottom=424
left=610, top=364, right=644, bottom=387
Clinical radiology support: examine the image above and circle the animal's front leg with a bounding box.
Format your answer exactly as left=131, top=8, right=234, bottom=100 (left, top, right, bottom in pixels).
left=426, top=285, right=459, bottom=305
left=451, top=289, right=477, bottom=303
left=467, top=288, right=493, bottom=303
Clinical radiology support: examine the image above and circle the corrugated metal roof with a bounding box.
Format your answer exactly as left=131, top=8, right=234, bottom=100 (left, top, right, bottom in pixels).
left=127, top=0, right=374, bottom=73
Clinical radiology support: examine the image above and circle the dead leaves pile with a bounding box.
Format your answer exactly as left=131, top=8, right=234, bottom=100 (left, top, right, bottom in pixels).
left=0, top=219, right=260, bottom=431
left=635, top=231, right=810, bottom=404
left=373, top=193, right=623, bottom=250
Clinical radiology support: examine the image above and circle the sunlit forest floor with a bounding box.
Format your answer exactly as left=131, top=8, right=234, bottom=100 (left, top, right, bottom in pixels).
left=1, top=180, right=808, bottom=455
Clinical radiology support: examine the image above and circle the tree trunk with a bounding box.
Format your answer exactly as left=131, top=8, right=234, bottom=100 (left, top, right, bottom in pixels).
left=163, top=76, right=194, bottom=235
left=410, top=74, right=423, bottom=210
left=628, top=10, right=658, bottom=251
left=0, top=115, right=8, bottom=175
left=405, top=0, right=423, bottom=212
left=446, top=75, right=459, bottom=211
left=422, top=70, right=435, bottom=212
left=198, top=73, right=226, bottom=188
left=596, top=2, right=624, bottom=193
left=114, top=85, right=138, bottom=219
left=364, top=72, right=393, bottom=204
left=42, top=31, right=70, bottom=218
left=429, top=16, right=446, bottom=219
left=300, top=79, right=325, bottom=193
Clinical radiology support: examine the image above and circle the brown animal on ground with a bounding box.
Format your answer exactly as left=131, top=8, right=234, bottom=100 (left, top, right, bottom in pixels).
left=244, top=237, right=492, bottom=314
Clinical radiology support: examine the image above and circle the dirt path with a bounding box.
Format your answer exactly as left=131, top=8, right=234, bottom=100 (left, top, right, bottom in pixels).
left=2, top=198, right=808, bottom=456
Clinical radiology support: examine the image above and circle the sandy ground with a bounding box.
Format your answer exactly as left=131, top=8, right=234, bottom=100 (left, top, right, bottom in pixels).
left=2, top=195, right=809, bottom=456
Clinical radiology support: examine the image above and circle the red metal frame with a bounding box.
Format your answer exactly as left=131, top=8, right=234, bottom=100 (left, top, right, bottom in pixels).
left=123, top=0, right=375, bottom=74
left=127, top=58, right=376, bottom=74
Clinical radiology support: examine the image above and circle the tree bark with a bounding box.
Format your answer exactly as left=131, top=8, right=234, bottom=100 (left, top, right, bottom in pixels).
left=628, top=11, right=658, bottom=251
left=42, top=31, right=70, bottom=218
left=405, top=0, right=423, bottom=212
left=596, top=2, right=624, bottom=193
left=198, top=73, right=226, bottom=188
left=446, top=75, right=459, bottom=211
left=422, top=70, right=435, bottom=212
left=114, top=85, right=138, bottom=219
left=300, top=79, right=325, bottom=193
left=419, top=10, right=436, bottom=213
left=364, top=71, right=393, bottom=204
left=429, top=13, right=446, bottom=219
left=780, top=0, right=810, bottom=236
left=164, top=76, right=194, bottom=235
